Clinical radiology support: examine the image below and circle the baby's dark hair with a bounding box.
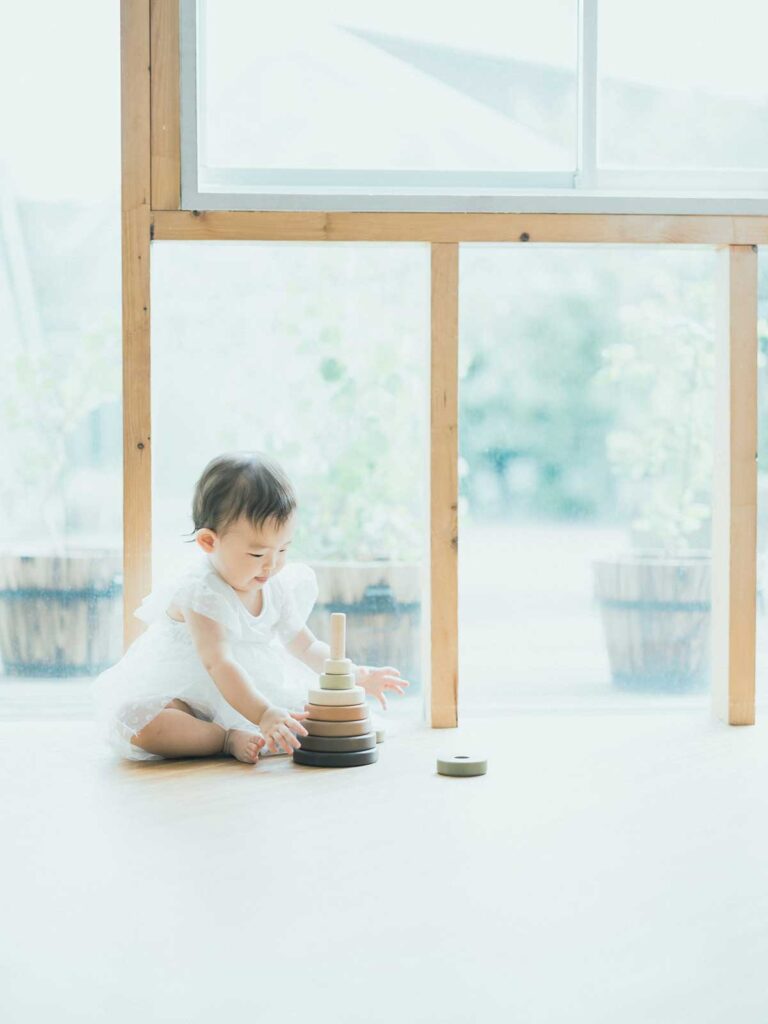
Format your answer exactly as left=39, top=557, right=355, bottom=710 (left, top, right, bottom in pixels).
left=186, top=451, right=296, bottom=540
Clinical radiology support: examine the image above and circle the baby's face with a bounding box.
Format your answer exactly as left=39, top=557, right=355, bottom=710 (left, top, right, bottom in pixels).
left=200, top=513, right=295, bottom=593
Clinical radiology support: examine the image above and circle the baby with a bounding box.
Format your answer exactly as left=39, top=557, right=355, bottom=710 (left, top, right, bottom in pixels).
left=92, top=451, right=410, bottom=763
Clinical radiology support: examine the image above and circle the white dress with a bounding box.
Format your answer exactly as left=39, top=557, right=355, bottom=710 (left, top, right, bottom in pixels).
left=91, top=556, right=319, bottom=761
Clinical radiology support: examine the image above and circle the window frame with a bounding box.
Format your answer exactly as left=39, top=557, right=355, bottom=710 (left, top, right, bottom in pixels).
left=128, top=0, right=760, bottom=729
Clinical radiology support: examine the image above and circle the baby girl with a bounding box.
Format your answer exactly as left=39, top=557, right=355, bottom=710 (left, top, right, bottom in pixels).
left=92, top=451, right=410, bottom=763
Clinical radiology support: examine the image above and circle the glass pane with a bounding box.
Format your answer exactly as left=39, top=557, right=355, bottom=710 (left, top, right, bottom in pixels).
left=151, top=242, right=429, bottom=721
left=459, top=244, right=717, bottom=712
left=0, top=1, right=122, bottom=699
left=198, top=0, right=578, bottom=189
left=599, top=0, right=768, bottom=170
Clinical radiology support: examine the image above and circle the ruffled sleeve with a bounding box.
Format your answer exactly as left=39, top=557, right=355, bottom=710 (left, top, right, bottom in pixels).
left=273, top=563, right=319, bottom=645
left=132, top=576, right=180, bottom=627
left=134, top=565, right=243, bottom=638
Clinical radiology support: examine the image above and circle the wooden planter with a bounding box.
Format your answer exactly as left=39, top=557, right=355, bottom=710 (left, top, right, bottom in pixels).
left=0, top=550, right=123, bottom=677
left=308, top=561, right=422, bottom=691
left=592, top=552, right=710, bottom=692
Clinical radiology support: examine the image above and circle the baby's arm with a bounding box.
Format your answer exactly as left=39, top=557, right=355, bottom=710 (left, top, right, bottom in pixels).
left=186, top=610, right=308, bottom=750
left=186, top=609, right=272, bottom=723
left=285, top=626, right=338, bottom=675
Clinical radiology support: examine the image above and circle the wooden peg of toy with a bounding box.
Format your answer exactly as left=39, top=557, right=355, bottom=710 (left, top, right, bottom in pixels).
left=330, top=612, right=346, bottom=661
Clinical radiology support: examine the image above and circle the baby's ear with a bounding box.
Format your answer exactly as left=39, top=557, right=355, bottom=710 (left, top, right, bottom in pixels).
left=195, top=528, right=216, bottom=554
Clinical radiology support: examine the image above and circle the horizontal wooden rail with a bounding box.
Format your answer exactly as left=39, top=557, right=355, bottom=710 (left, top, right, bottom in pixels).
left=152, top=210, right=768, bottom=244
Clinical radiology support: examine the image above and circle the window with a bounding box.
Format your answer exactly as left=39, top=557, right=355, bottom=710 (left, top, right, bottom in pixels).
left=458, top=243, right=717, bottom=711
left=0, top=0, right=122, bottom=686
left=196, top=0, right=577, bottom=191
left=598, top=0, right=768, bottom=175
left=151, top=241, right=430, bottom=719
left=182, top=0, right=768, bottom=211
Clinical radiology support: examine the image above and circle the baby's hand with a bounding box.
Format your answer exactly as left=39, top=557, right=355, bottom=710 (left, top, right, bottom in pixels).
left=258, top=705, right=309, bottom=754
left=355, top=665, right=410, bottom=711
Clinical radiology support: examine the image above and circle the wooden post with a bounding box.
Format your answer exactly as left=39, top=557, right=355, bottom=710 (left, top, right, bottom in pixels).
left=712, top=245, right=758, bottom=724
left=150, top=0, right=181, bottom=209
left=121, top=0, right=153, bottom=647
left=430, top=244, right=459, bottom=727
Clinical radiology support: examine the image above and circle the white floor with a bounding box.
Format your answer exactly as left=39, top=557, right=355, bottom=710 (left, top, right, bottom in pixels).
left=2, top=709, right=768, bottom=1023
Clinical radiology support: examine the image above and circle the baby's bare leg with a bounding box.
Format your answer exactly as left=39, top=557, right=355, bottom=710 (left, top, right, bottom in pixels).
left=131, top=700, right=265, bottom=763
left=165, top=698, right=197, bottom=714
left=131, top=708, right=227, bottom=759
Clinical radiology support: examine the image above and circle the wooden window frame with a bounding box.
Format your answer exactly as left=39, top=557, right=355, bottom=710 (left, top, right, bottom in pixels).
left=124, top=0, right=759, bottom=727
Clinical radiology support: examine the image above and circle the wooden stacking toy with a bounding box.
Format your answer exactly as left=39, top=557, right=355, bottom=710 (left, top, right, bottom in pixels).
left=294, top=612, right=379, bottom=769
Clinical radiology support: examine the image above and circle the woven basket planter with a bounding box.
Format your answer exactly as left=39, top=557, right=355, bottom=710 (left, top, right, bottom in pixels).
left=592, top=551, right=710, bottom=692
left=0, top=549, right=123, bottom=677
left=307, top=561, right=422, bottom=691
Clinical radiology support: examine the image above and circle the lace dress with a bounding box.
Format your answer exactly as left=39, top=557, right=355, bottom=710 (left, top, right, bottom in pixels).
left=91, top=556, right=319, bottom=761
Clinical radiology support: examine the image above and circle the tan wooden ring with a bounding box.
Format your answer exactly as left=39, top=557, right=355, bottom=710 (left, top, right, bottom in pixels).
left=305, top=718, right=372, bottom=737
left=304, top=703, right=369, bottom=722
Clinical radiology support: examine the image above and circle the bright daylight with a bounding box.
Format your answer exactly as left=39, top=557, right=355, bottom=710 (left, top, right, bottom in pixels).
left=2, top=1, right=768, bottom=1021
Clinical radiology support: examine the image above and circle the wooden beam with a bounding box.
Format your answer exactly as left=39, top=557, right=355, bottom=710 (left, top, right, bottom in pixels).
left=122, top=0, right=153, bottom=648
left=712, top=245, right=758, bottom=725
left=430, top=244, right=459, bottom=728
left=150, top=0, right=180, bottom=210
left=152, top=210, right=768, bottom=245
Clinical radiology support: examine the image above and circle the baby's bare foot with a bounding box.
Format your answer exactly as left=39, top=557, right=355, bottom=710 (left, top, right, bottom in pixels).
left=223, top=729, right=264, bottom=764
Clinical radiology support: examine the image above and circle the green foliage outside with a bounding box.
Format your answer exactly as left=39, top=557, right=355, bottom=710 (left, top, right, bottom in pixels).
left=460, top=290, right=617, bottom=523
left=458, top=249, right=726, bottom=554
left=253, top=250, right=429, bottom=564
left=596, top=285, right=714, bottom=551
left=1, top=320, right=120, bottom=546
left=6, top=240, right=768, bottom=564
